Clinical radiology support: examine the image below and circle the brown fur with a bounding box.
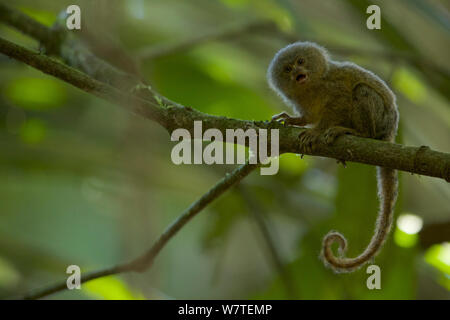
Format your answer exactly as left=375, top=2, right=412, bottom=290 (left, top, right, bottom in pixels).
left=268, top=42, right=399, bottom=272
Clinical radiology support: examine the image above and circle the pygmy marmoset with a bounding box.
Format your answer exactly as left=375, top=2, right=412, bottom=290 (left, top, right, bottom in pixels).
left=267, top=41, right=399, bottom=273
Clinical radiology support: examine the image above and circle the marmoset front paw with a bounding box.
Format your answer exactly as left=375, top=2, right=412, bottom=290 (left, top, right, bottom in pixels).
left=271, top=112, right=307, bottom=126
left=298, top=129, right=321, bottom=153
left=322, top=126, right=358, bottom=145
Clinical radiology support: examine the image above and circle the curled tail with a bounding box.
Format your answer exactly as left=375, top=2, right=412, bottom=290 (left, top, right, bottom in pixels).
left=321, top=167, right=398, bottom=273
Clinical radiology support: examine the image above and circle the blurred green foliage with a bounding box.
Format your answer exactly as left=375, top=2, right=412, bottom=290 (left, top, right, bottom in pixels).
left=6, top=77, right=67, bottom=110
left=83, top=276, right=144, bottom=300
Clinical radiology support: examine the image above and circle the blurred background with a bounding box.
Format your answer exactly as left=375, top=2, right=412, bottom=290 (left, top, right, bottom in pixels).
left=0, top=0, right=449, bottom=299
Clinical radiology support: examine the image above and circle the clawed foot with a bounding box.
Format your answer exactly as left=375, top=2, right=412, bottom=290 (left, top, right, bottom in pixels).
left=271, top=112, right=306, bottom=126
left=322, top=126, right=358, bottom=145
left=298, top=129, right=321, bottom=153
left=299, top=126, right=358, bottom=154
left=271, top=112, right=290, bottom=122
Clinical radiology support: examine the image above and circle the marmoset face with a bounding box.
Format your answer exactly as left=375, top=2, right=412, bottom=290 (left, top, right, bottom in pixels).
left=267, top=42, right=329, bottom=96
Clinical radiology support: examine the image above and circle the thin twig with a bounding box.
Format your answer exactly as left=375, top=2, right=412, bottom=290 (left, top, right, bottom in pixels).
left=136, top=19, right=277, bottom=60
left=22, top=162, right=259, bottom=299
left=0, top=3, right=59, bottom=51
left=239, top=186, right=298, bottom=299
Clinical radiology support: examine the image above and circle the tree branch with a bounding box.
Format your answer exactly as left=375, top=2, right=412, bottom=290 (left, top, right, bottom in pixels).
left=22, top=162, right=258, bottom=299
left=0, top=35, right=448, bottom=181
left=0, top=4, right=449, bottom=182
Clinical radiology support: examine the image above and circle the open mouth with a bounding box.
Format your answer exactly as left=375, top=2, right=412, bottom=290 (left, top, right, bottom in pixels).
left=296, top=73, right=307, bottom=82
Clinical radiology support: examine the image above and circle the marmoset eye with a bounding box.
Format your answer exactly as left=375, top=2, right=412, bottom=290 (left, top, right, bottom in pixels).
left=297, top=58, right=304, bottom=65
left=284, top=66, right=292, bottom=73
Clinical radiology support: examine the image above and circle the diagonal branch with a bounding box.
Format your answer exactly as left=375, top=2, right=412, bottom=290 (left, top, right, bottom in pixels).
left=0, top=36, right=448, bottom=181
left=0, top=3, right=59, bottom=50
left=22, top=162, right=259, bottom=299
left=1, top=4, right=449, bottom=182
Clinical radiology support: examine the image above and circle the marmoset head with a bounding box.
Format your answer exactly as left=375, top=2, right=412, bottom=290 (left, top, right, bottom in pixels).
left=267, top=42, right=329, bottom=96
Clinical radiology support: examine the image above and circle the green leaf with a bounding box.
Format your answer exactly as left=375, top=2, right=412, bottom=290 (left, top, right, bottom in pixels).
left=83, top=276, right=144, bottom=300
left=19, top=7, right=56, bottom=26
left=6, top=77, right=67, bottom=111
left=425, top=243, right=450, bottom=274
left=0, top=256, right=20, bottom=289
left=392, top=68, right=427, bottom=103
